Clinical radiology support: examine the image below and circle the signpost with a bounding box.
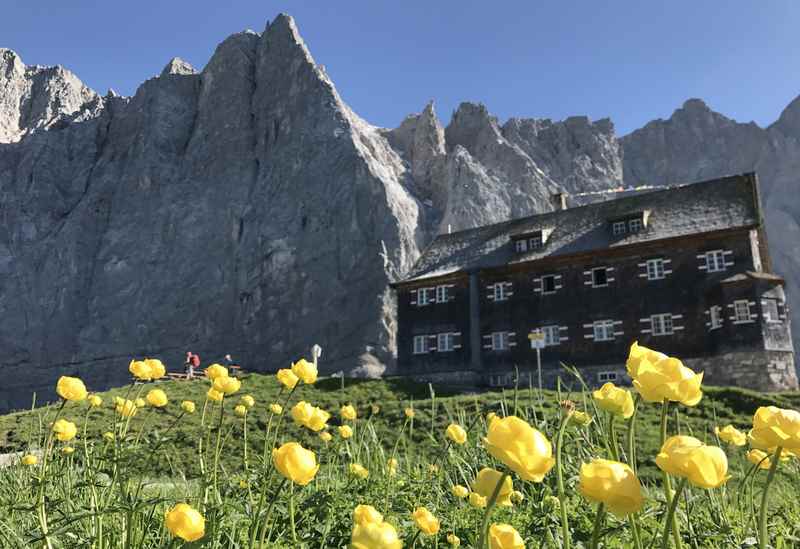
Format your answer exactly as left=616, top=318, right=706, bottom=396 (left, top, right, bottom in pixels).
left=528, top=331, right=546, bottom=393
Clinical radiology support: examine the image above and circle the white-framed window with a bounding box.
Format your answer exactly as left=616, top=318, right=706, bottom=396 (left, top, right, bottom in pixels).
left=628, top=218, right=643, bottom=233
left=646, top=258, right=665, bottom=280
left=514, top=239, right=527, bottom=253
left=734, top=300, right=752, bottom=322
left=437, top=333, right=454, bottom=352
left=542, top=325, right=560, bottom=346
left=592, top=268, right=608, bottom=287
left=597, top=371, right=618, bottom=383
left=435, top=285, right=448, bottom=303
left=762, top=299, right=780, bottom=323
left=612, top=221, right=626, bottom=235
left=417, top=288, right=432, bottom=306
left=541, top=275, right=557, bottom=294
left=493, top=283, right=510, bottom=301
left=491, top=332, right=509, bottom=351
left=705, top=250, right=726, bottom=273
left=651, top=313, right=674, bottom=336
left=529, top=235, right=543, bottom=249
left=710, top=306, right=723, bottom=329
left=593, top=320, right=615, bottom=341
left=413, top=335, right=428, bottom=354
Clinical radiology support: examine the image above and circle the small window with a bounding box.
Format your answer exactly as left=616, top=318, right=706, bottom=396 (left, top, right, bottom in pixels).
left=762, top=299, right=780, bottom=323
left=529, top=235, right=543, bottom=249
left=651, top=313, right=674, bottom=336
left=612, top=221, right=626, bottom=235
left=597, top=371, right=618, bottom=383
left=435, top=285, right=448, bottom=303
left=413, top=336, right=428, bottom=354
left=491, top=332, right=509, bottom=351
left=592, top=268, right=608, bottom=287
left=493, top=283, right=510, bottom=302
left=514, top=239, right=527, bottom=253
left=542, top=325, right=560, bottom=346
left=628, top=218, right=643, bottom=233
left=734, top=300, right=752, bottom=322
left=437, top=333, right=454, bottom=352
left=593, top=320, right=615, bottom=341
left=541, top=275, right=557, bottom=294
left=705, top=250, right=726, bottom=273
left=417, top=288, right=432, bottom=306
left=646, top=258, right=665, bottom=280
left=710, top=306, right=723, bottom=329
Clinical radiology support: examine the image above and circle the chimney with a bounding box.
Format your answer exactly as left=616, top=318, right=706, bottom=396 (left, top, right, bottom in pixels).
left=550, top=192, right=569, bottom=211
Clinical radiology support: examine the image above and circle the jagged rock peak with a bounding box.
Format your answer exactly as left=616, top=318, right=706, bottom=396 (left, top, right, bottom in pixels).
left=771, top=94, right=800, bottom=138
left=681, top=97, right=712, bottom=113
left=160, top=57, right=196, bottom=77
left=0, top=48, right=25, bottom=76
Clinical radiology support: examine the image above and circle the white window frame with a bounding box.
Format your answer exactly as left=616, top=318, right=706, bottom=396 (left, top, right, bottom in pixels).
left=413, top=335, right=428, bottom=354
left=514, top=239, right=527, bottom=253
left=493, top=283, right=509, bottom=302
left=734, top=300, right=752, bottom=323
left=705, top=250, right=726, bottom=273
left=437, top=333, right=454, bottom=352
left=762, top=299, right=780, bottom=323
left=541, top=274, right=557, bottom=294
left=593, top=320, right=615, bottom=342
left=612, top=221, right=626, bottom=235
left=710, top=306, right=723, bottom=329
left=417, top=288, right=432, bottom=306
left=435, top=285, right=448, bottom=303
left=491, top=332, right=509, bottom=351
left=646, top=258, right=665, bottom=280
left=529, top=235, right=543, bottom=249
left=628, top=218, right=643, bottom=233
left=651, top=313, right=674, bottom=336
left=592, top=267, right=609, bottom=288
left=542, top=325, right=560, bottom=346
left=597, top=371, right=618, bottom=383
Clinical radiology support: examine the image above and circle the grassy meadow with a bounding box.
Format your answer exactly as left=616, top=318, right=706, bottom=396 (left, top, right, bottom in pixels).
left=0, top=356, right=798, bottom=548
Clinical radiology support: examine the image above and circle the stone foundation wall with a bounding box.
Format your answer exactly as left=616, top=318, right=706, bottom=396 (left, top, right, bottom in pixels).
left=684, top=350, right=798, bottom=392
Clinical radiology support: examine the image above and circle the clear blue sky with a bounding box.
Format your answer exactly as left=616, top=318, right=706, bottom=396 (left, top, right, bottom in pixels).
left=3, top=1, right=798, bottom=135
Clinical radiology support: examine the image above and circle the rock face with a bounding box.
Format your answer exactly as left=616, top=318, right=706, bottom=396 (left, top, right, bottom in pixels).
left=1, top=15, right=799, bottom=409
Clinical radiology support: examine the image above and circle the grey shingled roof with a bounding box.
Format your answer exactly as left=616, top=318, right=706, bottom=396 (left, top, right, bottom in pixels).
left=399, top=173, right=759, bottom=283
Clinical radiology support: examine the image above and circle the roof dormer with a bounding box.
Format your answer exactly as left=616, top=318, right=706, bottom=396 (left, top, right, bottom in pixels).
left=609, top=210, right=651, bottom=237
left=511, top=228, right=553, bottom=253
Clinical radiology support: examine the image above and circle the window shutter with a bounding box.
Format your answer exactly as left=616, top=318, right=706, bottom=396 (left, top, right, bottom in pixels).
left=410, top=289, right=417, bottom=306
left=427, top=335, right=437, bottom=351
left=452, top=332, right=462, bottom=349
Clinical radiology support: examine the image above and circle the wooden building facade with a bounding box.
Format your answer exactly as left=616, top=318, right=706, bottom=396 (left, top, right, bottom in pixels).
left=391, top=173, right=798, bottom=391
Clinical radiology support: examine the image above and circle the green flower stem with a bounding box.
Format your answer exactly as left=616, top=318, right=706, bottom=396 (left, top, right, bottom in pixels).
left=659, top=400, right=682, bottom=549
left=608, top=415, right=620, bottom=461
left=661, top=478, right=687, bottom=549
left=289, top=482, right=297, bottom=544
left=211, top=397, right=225, bottom=502
left=36, top=399, right=66, bottom=549
left=256, top=477, right=289, bottom=548
left=477, top=471, right=510, bottom=549
left=556, top=413, right=572, bottom=549
left=629, top=514, right=644, bottom=549
left=590, top=503, right=606, bottom=549
left=758, top=446, right=783, bottom=549
left=242, top=411, right=249, bottom=472
left=626, top=395, right=641, bottom=473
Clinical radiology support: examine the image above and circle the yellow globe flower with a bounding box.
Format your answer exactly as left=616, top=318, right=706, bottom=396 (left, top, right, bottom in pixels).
left=145, top=358, right=166, bottom=379
left=592, top=382, right=634, bottom=419
left=146, top=389, right=168, bottom=408
left=291, top=358, right=318, bottom=384
left=468, top=492, right=487, bottom=508
left=472, top=468, right=514, bottom=506
left=164, top=503, right=205, bottom=542
left=446, top=423, right=467, bottom=445
left=240, top=395, right=255, bottom=408
left=116, top=399, right=138, bottom=418
left=748, top=406, right=800, bottom=451
left=353, top=504, right=383, bottom=526
left=747, top=449, right=773, bottom=470
left=338, top=425, right=354, bottom=439
left=129, top=359, right=153, bottom=381
left=205, top=364, right=228, bottom=381
left=212, top=375, right=241, bottom=395
left=134, top=398, right=146, bottom=409
left=447, top=533, right=461, bottom=547
left=626, top=342, right=703, bottom=406
left=276, top=368, right=299, bottom=389
left=56, top=376, right=88, bottom=402
left=291, top=401, right=330, bottom=432
left=350, top=463, right=369, bottom=479
left=350, top=520, right=402, bottom=549
left=207, top=388, right=224, bottom=402
left=510, top=490, right=524, bottom=504
left=451, top=484, right=469, bottom=499
left=412, top=507, right=440, bottom=535
left=656, top=435, right=729, bottom=489
left=489, top=523, right=524, bottom=549
left=578, top=459, right=644, bottom=517
left=181, top=400, right=196, bottom=414
left=484, top=415, right=555, bottom=482
left=272, top=442, right=320, bottom=486
left=570, top=411, right=593, bottom=427
left=88, top=395, right=103, bottom=408
left=52, top=419, right=77, bottom=442
left=715, top=425, right=747, bottom=446
left=21, top=454, right=38, bottom=466
left=61, top=446, right=75, bottom=455
left=234, top=404, right=247, bottom=418
left=404, top=407, right=415, bottom=419
left=103, top=431, right=115, bottom=442
left=319, top=431, right=333, bottom=443
left=270, top=403, right=283, bottom=415
left=341, top=404, right=357, bottom=421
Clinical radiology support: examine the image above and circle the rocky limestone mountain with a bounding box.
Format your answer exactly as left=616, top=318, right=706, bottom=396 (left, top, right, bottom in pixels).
left=1, top=15, right=798, bottom=409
